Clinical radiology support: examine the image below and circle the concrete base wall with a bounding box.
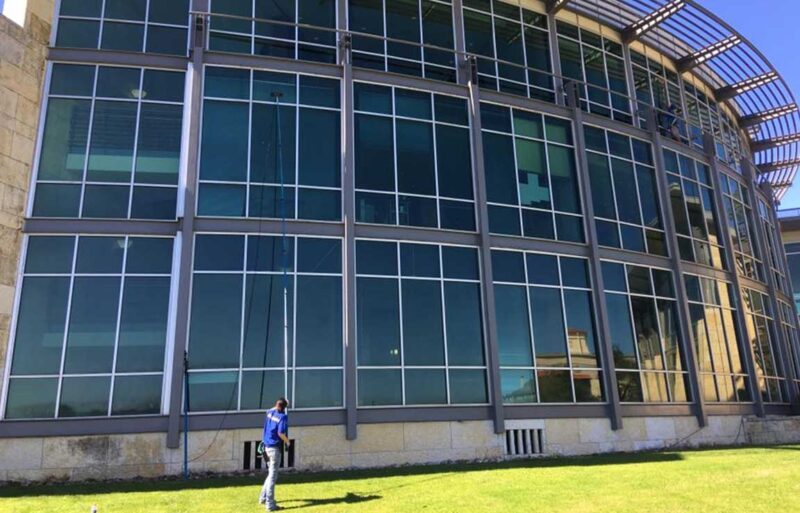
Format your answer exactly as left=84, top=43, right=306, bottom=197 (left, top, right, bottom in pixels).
left=1, top=414, right=797, bottom=483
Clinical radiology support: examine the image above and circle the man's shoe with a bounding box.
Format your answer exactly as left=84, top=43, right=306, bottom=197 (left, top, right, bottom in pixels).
left=258, top=498, right=266, bottom=505
left=267, top=505, right=281, bottom=511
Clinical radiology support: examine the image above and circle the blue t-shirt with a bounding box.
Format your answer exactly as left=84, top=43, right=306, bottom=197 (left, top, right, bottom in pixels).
left=262, top=408, right=288, bottom=448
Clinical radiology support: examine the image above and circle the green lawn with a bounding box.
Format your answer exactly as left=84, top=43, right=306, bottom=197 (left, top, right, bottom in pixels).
left=2, top=446, right=799, bottom=513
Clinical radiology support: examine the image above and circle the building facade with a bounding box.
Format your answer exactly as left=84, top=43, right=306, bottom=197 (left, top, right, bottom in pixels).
left=1, top=0, right=800, bottom=481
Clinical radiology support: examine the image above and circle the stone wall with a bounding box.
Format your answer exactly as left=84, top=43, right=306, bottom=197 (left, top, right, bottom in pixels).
left=0, top=0, right=54, bottom=400
left=3, top=415, right=799, bottom=483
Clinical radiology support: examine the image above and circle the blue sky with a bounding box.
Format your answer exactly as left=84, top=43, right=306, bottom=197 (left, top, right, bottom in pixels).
left=699, top=0, right=800, bottom=208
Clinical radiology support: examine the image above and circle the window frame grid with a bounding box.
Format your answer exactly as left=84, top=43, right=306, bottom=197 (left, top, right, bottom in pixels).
left=1, top=234, right=178, bottom=420
left=629, top=49, right=684, bottom=136
left=480, top=102, right=584, bottom=242
left=186, top=233, right=345, bottom=413
left=494, top=249, right=604, bottom=405
left=720, top=172, right=764, bottom=282
left=601, top=261, right=690, bottom=404
left=354, top=239, right=489, bottom=408
left=353, top=82, right=476, bottom=231
left=741, top=288, right=787, bottom=404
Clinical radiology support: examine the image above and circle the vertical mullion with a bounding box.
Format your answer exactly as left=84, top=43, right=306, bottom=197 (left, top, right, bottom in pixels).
left=78, top=66, right=101, bottom=218
left=238, top=236, right=247, bottom=412
left=143, top=0, right=151, bottom=52
left=245, top=70, right=253, bottom=218
left=127, top=70, right=145, bottom=219
left=54, top=236, right=80, bottom=419
left=541, top=114, right=559, bottom=240
left=291, top=239, right=298, bottom=405
left=439, top=248, right=452, bottom=405
left=397, top=244, right=406, bottom=405
left=431, top=94, right=441, bottom=229
left=522, top=251, right=540, bottom=403
left=107, top=237, right=130, bottom=416
left=622, top=270, right=647, bottom=403
left=557, top=258, right=577, bottom=402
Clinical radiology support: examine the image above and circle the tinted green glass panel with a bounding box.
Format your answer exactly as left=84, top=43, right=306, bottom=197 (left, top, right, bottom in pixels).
left=195, top=234, right=244, bottom=271
left=606, top=292, right=637, bottom=369
left=405, top=369, right=447, bottom=405
left=501, top=369, right=536, bottom=403
left=298, top=188, right=340, bottom=221
left=59, top=376, right=110, bottom=417
left=434, top=95, right=468, bottom=126
left=187, top=372, right=238, bottom=412
left=617, top=371, right=644, bottom=402
left=33, top=184, right=81, bottom=218
left=295, top=276, right=342, bottom=366
left=356, top=192, right=396, bottom=224
left=188, top=274, right=242, bottom=369
left=146, top=26, right=188, bottom=56
left=198, top=183, right=244, bottom=216
left=116, top=276, right=170, bottom=372
left=495, top=285, right=533, bottom=366
left=4, top=378, right=58, bottom=419
left=514, top=110, right=543, bottom=139
left=355, top=114, right=394, bottom=191
left=50, top=64, right=95, bottom=96
left=76, top=236, right=124, bottom=273
left=442, top=246, right=479, bottom=280
left=436, top=125, right=472, bottom=200
left=241, top=371, right=286, bottom=410
left=548, top=144, right=580, bottom=214
left=516, top=139, right=549, bottom=209
left=136, top=104, right=182, bottom=185
left=560, top=257, right=589, bottom=288
left=150, top=0, right=190, bottom=24
left=538, top=370, right=571, bottom=402
left=356, top=278, right=400, bottom=365
left=251, top=104, right=296, bottom=184
left=10, top=277, right=70, bottom=375
left=96, top=67, right=141, bottom=99
left=105, top=0, right=145, bottom=20
left=38, top=99, right=91, bottom=181
left=297, top=238, right=341, bottom=274
left=396, top=89, right=431, bottom=119
left=131, top=186, right=177, bottom=220
left=252, top=71, right=296, bottom=103
left=299, top=108, right=340, bottom=187
left=396, top=120, right=435, bottom=195
left=246, top=235, right=294, bottom=272
left=530, top=287, right=568, bottom=367
left=298, top=76, right=338, bottom=108
left=544, top=117, right=572, bottom=144
left=25, top=237, right=74, bottom=274
left=402, top=279, right=445, bottom=365
left=295, top=370, right=342, bottom=408
left=398, top=195, right=437, bottom=227
left=142, top=70, right=185, bottom=102
left=440, top=200, right=473, bottom=229
left=87, top=101, right=137, bottom=183
left=101, top=22, right=145, bottom=52
left=200, top=101, right=248, bottom=181
left=564, top=289, right=599, bottom=367
left=82, top=185, right=129, bottom=218
left=56, top=19, right=100, bottom=48
left=358, top=369, right=401, bottom=406
left=242, top=275, right=294, bottom=368
left=555, top=214, right=584, bottom=243
left=483, top=132, right=517, bottom=204
left=445, top=282, right=485, bottom=366
left=356, top=241, right=397, bottom=275
left=249, top=185, right=296, bottom=219
left=492, top=250, right=524, bottom=283
left=64, top=277, right=120, bottom=373
left=111, top=375, right=162, bottom=415
left=354, top=82, right=391, bottom=114
left=205, top=67, right=250, bottom=99
left=400, top=243, right=440, bottom=278
left=60, top=0, right=102, bottom=16
left=526, top=254, right=558, bottom=286
left=449, top=369, right=488, bottom=404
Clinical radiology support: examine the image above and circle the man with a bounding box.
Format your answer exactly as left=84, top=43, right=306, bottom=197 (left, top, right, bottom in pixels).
left=259, top=398, right=291, bottom=511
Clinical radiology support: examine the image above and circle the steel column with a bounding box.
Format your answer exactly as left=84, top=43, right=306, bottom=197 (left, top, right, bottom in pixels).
left=566, top=82, right=623, bottom=430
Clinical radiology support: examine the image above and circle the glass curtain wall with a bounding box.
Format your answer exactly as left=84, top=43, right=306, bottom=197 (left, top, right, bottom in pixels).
left=778, top=300, right=800, bottom=393
left=32, top=64, right=184, bottom=220
left=4, top=236, right=175, bottom=419
left=757, top=197, right=790, bottom=294
left=208, top=0, right=337, bottom=63
left=355, top=241, right=488, bottom=406
left=662, top=149, right=725, bottom=269
left=601, top=262, right=689, bottom=402
left=481, top=103, right=583, bottom=242
left=463, top=0, right=554, bottom=101
left=556, top=21, right=630, bottom=123
left=493, top=250, right=604, bottom=404
left=719, top=173, right=763, bottom=282
left=198, top=66, right=342, bottom=221
left=784, top=242, right=800, bottom=313
left=584, top=126, right=665, bottom=255
left=629, top=49, right=684, bottom=137
left=187, top=234, right=343, bottom=411
left=55, top=0, right=189, bottom=55
left=349, top=0, right=457, bottom=82
left=685, top=274, right=750, bottom=403
left=741, top=288, right=786, bottom=403
left=354, top=83, right=474, bottom=230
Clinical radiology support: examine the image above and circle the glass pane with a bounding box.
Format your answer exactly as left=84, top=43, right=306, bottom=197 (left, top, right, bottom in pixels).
left=187, top=372, right=238, bottom=412
left=444, top=282, right=485, bottom=366
left=64, top=277, right=120, bottom=374
left=564, top=290, right=599, bottom=368
left=25, top=237, right=75, bottom=274
left=195, top=234, right=245, bottom=271
left=101, top=22, right=145, bottom=52
left=606, top=292, right=637, bottom=368
left=355, top=114, right=394, bottom=191
left=38, top=99, right=91, bottom=181
left=396, top=120, right=435, bottom=195
left=526, top=254, right=558, bottom=285
left=251, top=104, right=296, bottom=184
left=116, top=276, right=170, bottom=372
left=492, top=250, right=525, bottom=283
left=483, top=132, right=517, bottom=204
left=295, top=276, right=342, bottom=366
left=400, top=243, right=440, bottom=278
left=402, top=279, right=445, bottom=365
left=548, top=144, right=580, bottom=214
left=436, top=125, right=473, bottom=200
left=297, top=238, right=341, bottom=274
left=136, top=104, right=183, bottom=185
left=298, top=108, right=340, bottom=187
left=405, top=369, right=447, bottom=405
left=530, top=287, right=568, bottom=367
left=358, top=369, right=402, bottom=406
left=616, top=371, right=644, bottom=402
left=356, top=240, right=397, bottom=275
left=501, top=369, right=536, bottom=404
left=241, top=370, right=286, bottom=410
left=150, top=0, right=189, bottom=24
left=59, top=376, right=110, bottom=417
left=111, top=375, right=162, bottom=415
left=56, top=19, right=100, bottom=48
left=516, top=139, right=549, bottom=209
left=242, top=275, right=294, bottom=368
left=560, top=257, right=589, bottom=288
left=4, top=378, right=58, bottom=419
left=200, top=100, right=248, bottom=181
left=126, top=237, right=173, bottom=274
left=538, top=370, right=572, bottom=403
left=495, top=285, right=533, bottom=366
left=188, top=274, right=242, bottom=369
left=442, top=246, right=479, bottom=280
left=356, top=278, right=400, bottom=365
left=198, top=184, right=246, bottom=217
left=75, top=236, right=125, bottom=273
left=82, top=185, right=129, bottom=218
left=10, top=277, right=70, bottom=375
left=295, top=370, right=342, bottom=408
left=439, top=199, right=474, bottom=230
left=449, top=369, right=488, bottom=404
left=631, top=296, right=663, bottom=370
left=574, top=370, right=603, bottom=402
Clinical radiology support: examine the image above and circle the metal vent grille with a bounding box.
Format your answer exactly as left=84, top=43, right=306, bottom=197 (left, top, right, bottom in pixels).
left=505, top=428, right=544, bottom=456
left=242, top=440, right=295, bottom=470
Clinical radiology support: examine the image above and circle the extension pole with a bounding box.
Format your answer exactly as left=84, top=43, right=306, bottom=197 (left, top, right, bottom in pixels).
left=272, top=92, right=289, bottom=401
left=183, top=351, right=190, bottom=480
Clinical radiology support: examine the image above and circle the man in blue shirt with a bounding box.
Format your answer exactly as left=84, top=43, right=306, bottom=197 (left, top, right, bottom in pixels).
left=259, top=397, right=290, bottom=511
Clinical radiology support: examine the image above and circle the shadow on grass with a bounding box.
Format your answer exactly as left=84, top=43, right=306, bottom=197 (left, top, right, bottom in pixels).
left=0, top=450, right=688, bottom=499
left=280, top=493, right=381, bottom=510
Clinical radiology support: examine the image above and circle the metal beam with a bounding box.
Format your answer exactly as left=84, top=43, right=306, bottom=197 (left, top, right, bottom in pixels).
left=715, top=72, right=778, bottom=102
left=547, top=0, right=572, bottom=15
left=757, top=158, right=800, bottom=175
left=751, top=133, right=800, bottom=153
left=739, top=104, right=798, bottom=128
left=622, top=0, right=686, bottom=43
left=676, top=35, right=741, bottom=73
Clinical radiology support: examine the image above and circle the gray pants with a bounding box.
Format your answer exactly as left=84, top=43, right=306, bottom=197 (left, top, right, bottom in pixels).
left=259, top=446, right=282, bottom=510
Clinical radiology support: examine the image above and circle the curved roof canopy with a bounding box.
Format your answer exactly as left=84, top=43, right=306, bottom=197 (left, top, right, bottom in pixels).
left=550, top=0, right=800, bottom=200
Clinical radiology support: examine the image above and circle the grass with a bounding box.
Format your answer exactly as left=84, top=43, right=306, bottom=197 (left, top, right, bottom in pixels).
left=2, top=446, right=800, bottom=513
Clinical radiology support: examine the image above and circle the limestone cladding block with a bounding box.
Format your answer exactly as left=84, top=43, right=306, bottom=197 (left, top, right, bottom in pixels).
left=577, top=418, right=613, bottom=444
left=321, top=453, right=354, bottom=469
left=182, top=430, right=236, bottom=463
left=543, top=418, right=580, bottom=445
left=451, top=421, right=502, bottom=450
left=644, top=417, right=677, bottom=442
left=0, top=437, right=43, bottom=471
left=107, top=434, right=169, bottom=466
left=613, top=417, right=647, bottom=442
left=7, top=467, right=70, bottom=483
left=293, top=425, right=349, bottom=457
left=673, top=416, right=700, bottom=440
left=403, top=422, right=452, bottom=451
left=351, top=451, right=411, bottom=469
left=43, top=436, right=110, bottom=469
left=351, top=423, right=404, bottom=454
